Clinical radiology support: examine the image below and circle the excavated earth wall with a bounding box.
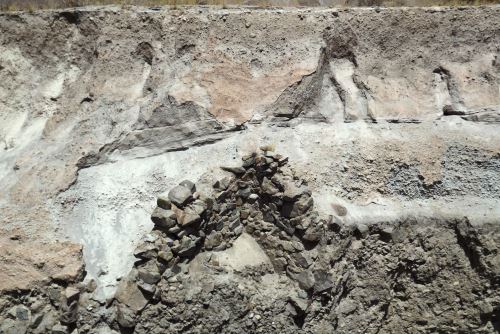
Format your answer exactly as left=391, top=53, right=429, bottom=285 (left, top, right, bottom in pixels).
left=0, top=4, right=499, bottom=333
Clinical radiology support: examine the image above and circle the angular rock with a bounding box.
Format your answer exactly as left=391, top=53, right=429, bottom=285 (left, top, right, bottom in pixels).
left=60, top=301, right=78, bottom=325
left=291, top=270, right=315, bottom=290
left=116, top=304, right=136, bottom=328
left=156, top=194, right=171, bottom=210
left=115, top=280, right=149, bottom=312
left=213, top=176, right=233, bottom=190
left=189, top=200, right=208, bottom=216
left=138, top=263, right=160, bottom=284
left=179, top=180, right=196, bottom=193
left=313, top=270, right=334, bottom=293
left=261, top=177, right=279, bottom=195
left=303, top=225, right=322, bottom=242
left=151, top=207, right=177, bottom=230
left=133, top=243, right=158, bottom=260
left=242, top=153, right=256, bottom=168
left=176, top=236, right=198, bottom=258
left=177, top=208, right=202, bottom=228
left=204, top=231, right=223, bottom=250
left=9, top=305, right=30, bottom=321
left=168, top=185, right=193, bottom=208
left=283, top=182, right=309, bottom=202
left=288, top=195, right=313, bottom=218
left=64, top=287, right=80, bottom=304
left=137, top=280, right=156, bottom=295
left=52, top=324, right=68, bottom=334
left=288, top=295, right=308, bottom=313
left=158, top=249, right=174, bottom=263
left=221, top=166, right=246, bottom=175
left=356, top=223, right=369, bottom=237
left=47, top=285, right=62, bottom=305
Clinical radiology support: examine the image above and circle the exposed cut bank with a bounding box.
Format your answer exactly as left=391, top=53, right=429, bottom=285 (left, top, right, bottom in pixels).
left=1, top=150, right=499, bottom=333
left=0, top=4, right=499, bottom=334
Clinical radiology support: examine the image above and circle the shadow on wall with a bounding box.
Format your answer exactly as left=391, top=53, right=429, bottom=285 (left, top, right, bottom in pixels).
left=0, top=0, right=498, bottom=11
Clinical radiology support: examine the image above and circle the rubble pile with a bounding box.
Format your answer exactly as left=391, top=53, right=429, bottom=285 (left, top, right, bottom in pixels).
left=132, top=147, right=335, bottom=281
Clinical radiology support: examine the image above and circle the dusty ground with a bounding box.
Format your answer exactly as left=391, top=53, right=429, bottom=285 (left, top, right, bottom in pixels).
left=0, top=4, right=498, bottom=333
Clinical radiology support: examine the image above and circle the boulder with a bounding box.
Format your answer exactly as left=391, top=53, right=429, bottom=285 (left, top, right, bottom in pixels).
left=168, top=185, right=193, bottom=208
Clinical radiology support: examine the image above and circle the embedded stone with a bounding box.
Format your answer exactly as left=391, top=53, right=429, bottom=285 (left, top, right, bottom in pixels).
left=204, top=231, right=223, bottom=250
left=64, top=287, right=80, bottom=304
left=52, top=325, right=68, bottom=334
left=60, top=301, right=78, bottom=325
left=116, top=304, right=136, bottom=328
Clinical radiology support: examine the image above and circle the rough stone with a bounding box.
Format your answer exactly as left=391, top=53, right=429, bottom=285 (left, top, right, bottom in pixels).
left=51, top=324, right=68, bottom=334
left=156, top=194, right=172, bottom=210
left=168, top=185, right=194, bottom=208
left=221, top=166, right=246, bottom=175
left=116, top=304, right=136, bottom=328
left=114, top=281, right=149, bottom=312
left=179, top=180, right=196, bottom=194
left=64, top=287, right=80, bottom=304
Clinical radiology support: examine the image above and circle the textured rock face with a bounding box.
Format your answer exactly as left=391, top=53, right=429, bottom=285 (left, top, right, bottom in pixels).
left=0, top=4, right=499, bottom=334
left=3, top=150, right=491, bottom=333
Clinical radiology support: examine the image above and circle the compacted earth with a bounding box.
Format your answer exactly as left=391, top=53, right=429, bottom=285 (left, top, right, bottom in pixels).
left=0, top=4, right=499, bottom=334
